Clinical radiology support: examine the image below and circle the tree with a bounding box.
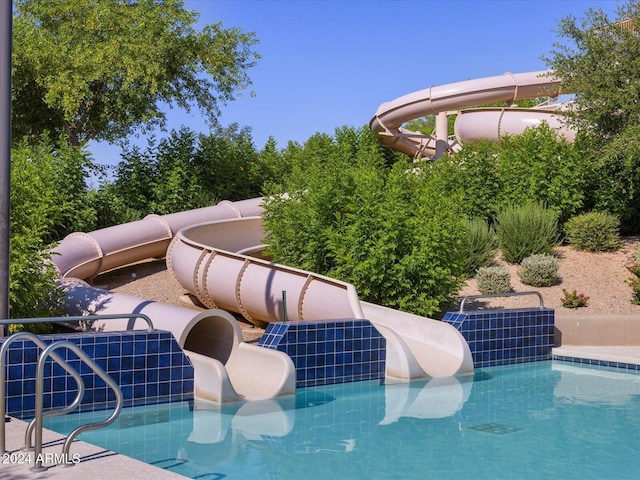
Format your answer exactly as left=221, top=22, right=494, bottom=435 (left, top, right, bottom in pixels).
left=104, top=126, right=265, bottom=222
left=12, top=0, right=260, bottom=146
left=543, top=1, right=640, bottom=232
left=544, top=2, right=640, bottom=142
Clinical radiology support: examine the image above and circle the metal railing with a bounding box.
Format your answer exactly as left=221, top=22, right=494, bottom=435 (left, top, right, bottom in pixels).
left=458, top=291, right=545, bottom=313
left=0, top=332, right=85, bottom=454
left=0, top=313, right=151, bottom=468
left=29, top=341, right=123, bottom=471
left=0, top=313, right=154, bottom=331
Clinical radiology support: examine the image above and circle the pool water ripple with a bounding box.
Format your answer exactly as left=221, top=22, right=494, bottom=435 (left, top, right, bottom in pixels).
left=44, top=361, right=640, bottom=480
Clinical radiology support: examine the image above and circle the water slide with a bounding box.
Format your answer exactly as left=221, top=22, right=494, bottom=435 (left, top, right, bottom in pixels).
left=55, top=199, right=296, bottom=405
left=53, top=69, right=574, bottom=404
left=55, top=197, right=474, bottom=407
left=370, top=70, right=575, bottom=159
left=165, top=213, right=474, bottom=381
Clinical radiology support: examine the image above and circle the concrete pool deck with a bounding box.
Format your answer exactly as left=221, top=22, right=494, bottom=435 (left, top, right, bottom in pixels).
left=2, top=416, right=188, bottom=479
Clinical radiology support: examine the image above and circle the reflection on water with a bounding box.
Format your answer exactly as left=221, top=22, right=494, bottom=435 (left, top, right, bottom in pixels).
left=45, top=361, right=640, bottom=480
left=552, top=363, right=640, bottom=405
left=382, top=375, right=474, bottom=424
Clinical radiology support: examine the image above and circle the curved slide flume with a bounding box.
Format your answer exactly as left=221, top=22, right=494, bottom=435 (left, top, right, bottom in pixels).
left=54, top=196, right=474, bottom=407
left=370, top=70, right=575, bottom=158
left=55, top=198, right=296, bottom=406
left=165, top=213, right=474, bottom=379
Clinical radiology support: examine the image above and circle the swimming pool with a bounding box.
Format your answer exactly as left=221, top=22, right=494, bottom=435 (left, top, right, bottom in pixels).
left=44, top=360, right=640, bottom=479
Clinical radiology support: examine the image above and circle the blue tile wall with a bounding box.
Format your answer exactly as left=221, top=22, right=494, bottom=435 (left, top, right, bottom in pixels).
left=1, top=330, right=193, bottom=419
left=258, top=320, right=386, bottom=388
left=443, top=308, right=555, bottom=368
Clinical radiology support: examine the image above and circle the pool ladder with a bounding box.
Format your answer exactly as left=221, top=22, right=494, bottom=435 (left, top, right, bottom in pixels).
left=0, top=314, right=154, bottom=471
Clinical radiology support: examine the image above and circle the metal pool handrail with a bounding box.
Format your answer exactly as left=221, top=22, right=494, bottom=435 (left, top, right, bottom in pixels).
left=0, top=313, right=154, bottom=331
left=30, top=341, right=123, bottom=471
left=0, top=313, right=150, bottom=459
left=0, top=331, right=85, bottom=454
left=458, top=291, right=545, bottom=313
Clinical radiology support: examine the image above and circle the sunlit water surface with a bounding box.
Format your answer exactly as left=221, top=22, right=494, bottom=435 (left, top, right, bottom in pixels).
left=45, top=361, right=640, bottom=479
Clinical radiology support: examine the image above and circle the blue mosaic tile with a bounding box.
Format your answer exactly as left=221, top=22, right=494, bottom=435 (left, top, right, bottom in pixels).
left=0, top=330, right=194, bottom=419
left=259, top=319, right=386, bottom=388
left=443, top=308, right=555, bottom=368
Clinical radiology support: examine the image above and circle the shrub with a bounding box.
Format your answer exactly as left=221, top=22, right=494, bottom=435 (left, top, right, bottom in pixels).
left=496, top=123, right=585, bottom=224
left=495, top=201, right=560, bottom=264
left=476, top=266, right=512, bottom=294
left=430, top=141, right=502, bottom=221
left=584, top=125, right=640, bottom=234
left=518, top=254, right=559, bottom=287
left=10, top=139, right=65, bottom=320
left=112, top=126, right=264, bottom=218
left=564, top=211, right=621, bottom=252
left=263, top=126, right=467, bottom=317
left=561, top=289, right=590, bottom=308
left=459, top=218, right=496, bottom=277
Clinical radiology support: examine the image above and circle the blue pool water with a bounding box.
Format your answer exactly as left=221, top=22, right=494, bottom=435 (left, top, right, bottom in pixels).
left=44, top=361, right=640, bottom=479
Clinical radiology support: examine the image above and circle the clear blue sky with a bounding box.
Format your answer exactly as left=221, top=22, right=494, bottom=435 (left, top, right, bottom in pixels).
left=89, top=0, right=619, bottom=178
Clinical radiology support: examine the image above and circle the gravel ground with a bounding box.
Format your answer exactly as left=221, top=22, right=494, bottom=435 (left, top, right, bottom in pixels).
left=96, top=237, right=640, bottom=343
left=457, top=237, right=640, bottom=316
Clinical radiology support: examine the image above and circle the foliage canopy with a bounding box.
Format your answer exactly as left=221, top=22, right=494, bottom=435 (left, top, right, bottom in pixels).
left=544, top=1, right=640, bottom=143
left=544, top=1, right=640, bottom=231
left=12, top=0, right=260, bottom=146
left=263, top=126, right=467, bottom=317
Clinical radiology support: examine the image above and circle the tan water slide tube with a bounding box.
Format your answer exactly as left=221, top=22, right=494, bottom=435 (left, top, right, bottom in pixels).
left=370, top=70, right=575, bottom=159
left=55, top=199, right=297, bottom=405
left=53, top=195, right=474, bottom=405
left=53, top=69, right=574, bottom=406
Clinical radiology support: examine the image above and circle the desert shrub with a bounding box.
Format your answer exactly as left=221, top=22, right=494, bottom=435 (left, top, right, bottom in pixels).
left=476, top=266, right=512, bottom=294
left=564, top=211, right=621, bottom=252
left=460, top=217, right=496, bottom=277
left=495, top=201, right=560, bottom=264
left=561, top=289, right=590, bottom=308
left=518, top=254, right=559, bottom=287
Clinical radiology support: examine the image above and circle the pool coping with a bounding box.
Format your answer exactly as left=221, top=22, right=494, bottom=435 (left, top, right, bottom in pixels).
left=552, top=345, right=640, bottom=370
left=2, top=416, right=188, bottom=479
